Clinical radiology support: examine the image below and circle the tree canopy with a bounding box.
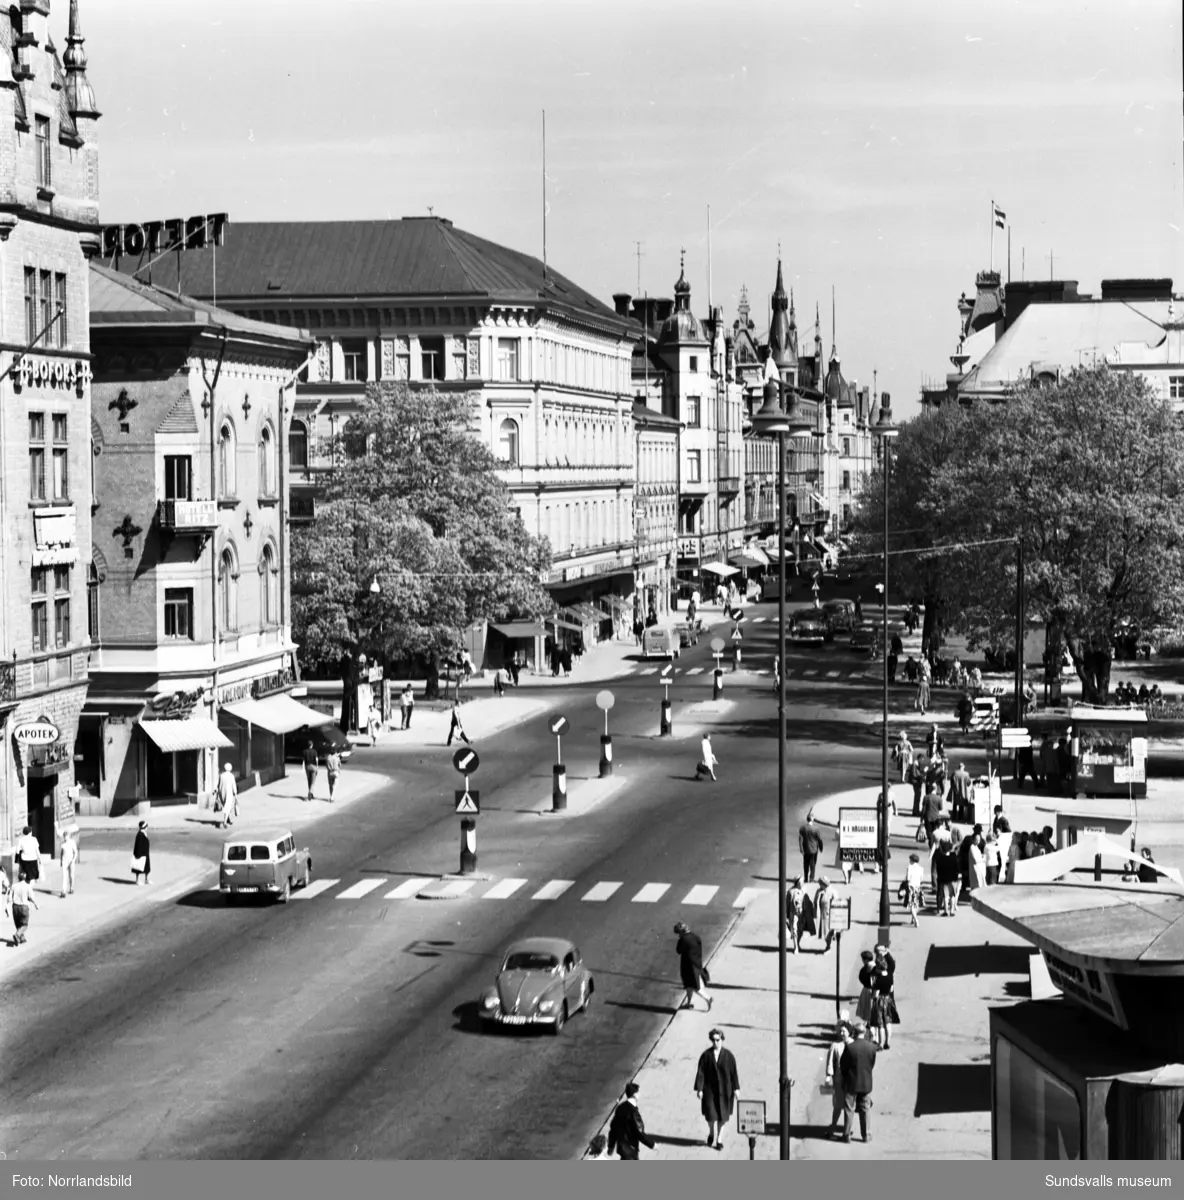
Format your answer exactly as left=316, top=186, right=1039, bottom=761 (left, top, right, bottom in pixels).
left=852, top=367, right=1184, bottom=702
left=291, top=383, right=551, bottom=694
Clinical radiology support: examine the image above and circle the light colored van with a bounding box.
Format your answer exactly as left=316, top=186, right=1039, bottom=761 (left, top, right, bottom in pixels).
left=220, top=829, right=312, bottom=904
left=642, top=626, right=681, bottom=660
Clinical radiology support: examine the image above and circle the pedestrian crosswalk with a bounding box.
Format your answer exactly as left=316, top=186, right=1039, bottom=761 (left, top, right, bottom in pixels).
left=266, top=876, right=772, bottom=909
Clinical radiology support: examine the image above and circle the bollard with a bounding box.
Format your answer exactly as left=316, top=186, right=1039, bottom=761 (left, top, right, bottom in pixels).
left=599, top=734, right=613, bottom=777
left=552, top=763, right=567, bottom=812
left=459, top=817, right=477, bottom=874
left=660, top=697, right=672, bottom=737
left=733, top=644, right=742, bottom=672
left=713, top=669, right=724, bottom=700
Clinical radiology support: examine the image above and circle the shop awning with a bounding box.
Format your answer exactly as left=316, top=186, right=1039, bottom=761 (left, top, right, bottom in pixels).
left=701, top=561, right=740, bottom=577
left=139, top=718, right=233, bottom=753
left=730, top=553, right=765, bottom=570
left=547, top=614, right=584, bottom=633
left=491, top=621, right=546, bottom=638
left=220, top=694, right=332, bottom=735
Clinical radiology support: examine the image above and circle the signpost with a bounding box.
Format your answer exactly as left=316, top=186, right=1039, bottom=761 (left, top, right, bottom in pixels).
left=838, top=806, right=879, bottom=863
left=736, top=1099, right=767, bottom=1161
left=659, top=664, right=674, bottom=736
left=550, top=714, right=570, bottom=811
left=731, top=619, right=743, bottom=670
left=453, top=747, right=480, bottom=871
left=711, top=636, right=725, bottom=700
left=596, top=691, right=615, bottom=778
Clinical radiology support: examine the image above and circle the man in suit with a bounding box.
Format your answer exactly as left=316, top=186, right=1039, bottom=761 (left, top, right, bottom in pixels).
left=798, top=813, right=825, bottom=882
left=948, top=761, right=973, bottom=819
left=839, top=1018, right=878, bottom=1143
left=607, top=1082, right=656, bottom=1160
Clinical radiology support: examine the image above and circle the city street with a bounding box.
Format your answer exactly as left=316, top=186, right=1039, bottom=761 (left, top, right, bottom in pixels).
left=0, top=607, right=890, bottom=1160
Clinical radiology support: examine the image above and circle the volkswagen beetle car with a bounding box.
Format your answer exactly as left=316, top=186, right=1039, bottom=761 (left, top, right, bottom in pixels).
left=821, top=599, right=856, bottom=639
left=479, top=937, right=594, bottom=1035
left=849, top=621, right=880, bottom=656
left=789, top=613, right=829, bottom=645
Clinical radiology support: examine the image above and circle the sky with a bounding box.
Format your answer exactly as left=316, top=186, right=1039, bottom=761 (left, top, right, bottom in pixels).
left=66, top=0, right=1182, bottom=418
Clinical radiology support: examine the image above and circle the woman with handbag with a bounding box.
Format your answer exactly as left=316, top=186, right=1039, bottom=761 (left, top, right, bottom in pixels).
left=131, top=820, right=151, bottom=886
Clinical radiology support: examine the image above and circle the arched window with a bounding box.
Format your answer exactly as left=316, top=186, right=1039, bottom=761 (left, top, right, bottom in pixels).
left=259, top=425, right=275, bottom=496
left=260, top=543, right=278, bottom=626
left=218, top=423, right=236, bottom=497
left=498, top=418, right=519, bottom=466
left=219, top=547, right=238, bottom=632
left=87, top=560, right=100, bottom=643
left=289, top=420, right=309, bottom=470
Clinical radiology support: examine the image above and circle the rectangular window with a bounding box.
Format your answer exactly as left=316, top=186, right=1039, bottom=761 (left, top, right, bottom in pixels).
left=164, top=455, right=192, bottom=501
left=163, top=588, right=194, bottom=640
left=29, top=412, right=46, bottom=500
left=51, top=413, right=68, bottom=500
left=685, top=396, right=701, bottom=427
left=842, top=471, right=851, bottom=491
left=24, top=268, right=36, bottom=344
left=342, top=338, right=368, bottom=382
left=39, top=269, right=51, bottom=337
left=496, top=338, right=520, bottom=382
left=1171, top=375, right=1184, bottom=400
left=686, top=450, right=702, bottom=483
left=842, top=437, right=851, bottom=455
left=35, top=115, right=50, bottom=189
left=420, top=336, right=445, bottom=381
left=54, top=597, right=70, bottom=648
left=689, top=356, right=698, bottom=372
left=31, top=599, right=48, bottom=653
left=54, top=273, right=67, bottom=348
left=53, top=565, right=70, bottom=594
left=88, top=571, right=99, bottom=642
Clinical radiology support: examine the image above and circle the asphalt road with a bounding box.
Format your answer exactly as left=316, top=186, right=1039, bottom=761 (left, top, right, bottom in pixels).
left=0, top=607, right=889, bottom=1160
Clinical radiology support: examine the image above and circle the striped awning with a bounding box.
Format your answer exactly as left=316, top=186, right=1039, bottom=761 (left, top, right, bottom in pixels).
left=139, top=718, right=233, bottom=753
left=221, top=695, right=332, bottom=735
left=491, top=621, right=545, bottom=638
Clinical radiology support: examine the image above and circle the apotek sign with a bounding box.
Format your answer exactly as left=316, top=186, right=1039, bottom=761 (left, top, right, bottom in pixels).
left=13, top=719, right=61, bottom=746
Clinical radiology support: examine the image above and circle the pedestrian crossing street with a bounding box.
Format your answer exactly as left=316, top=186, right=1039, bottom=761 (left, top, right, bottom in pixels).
left=220, top=876, right=772, bottom=909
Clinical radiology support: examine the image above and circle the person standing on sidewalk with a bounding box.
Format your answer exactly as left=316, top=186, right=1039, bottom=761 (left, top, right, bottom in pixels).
left=905, top=853, right=924, bottom=925
left=870, top=947, right=897, bottom=1049
left=215, top=762, right=238, bottom=829
left=131, top=821, right=151, bottom=885
left=840, top=1019, right=877, bottom=1143
left=302, top=742, right=319, bottom=802
left=798, top=812, right=825, bottom=882
left=825, top=1016, right=853, bottom=1136
left=59, top=829, right=78, bottom=897
left=6, top=870, right=39, bottom=946
left=694, top=1029, right=740, bottom=1151
left=16, top=825, right=41, bottom=884
left=400, top=684, right=415, bottom=730
left=695, top=734, right=718, bottom=782
left=815, top=876, right=835, bottom=951
left=325, top=749, right=342, bottom=802
left=606, top=1082, right=655, bottom=1160
left=674, top=921, right=713, bottom=1012
left=855, top=949, right=876, bottom=1023
left=447, top=702, right=472, bottom=747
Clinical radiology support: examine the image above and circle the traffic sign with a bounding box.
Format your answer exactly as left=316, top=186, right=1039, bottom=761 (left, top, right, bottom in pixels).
left=452, top=748, right=480, bottom=775
left=731, top=626, right=743, bottom=641
left=454, top=790, right=480, bottom=814
left=730, top=607, right=745, bottom=622
left=595, top=690, right=615, bottom=711
left=710, top=636, right=725, bottom=653
left=660, top=664, right=674, bottom=680
left=549, top=715, right=570, bottom=736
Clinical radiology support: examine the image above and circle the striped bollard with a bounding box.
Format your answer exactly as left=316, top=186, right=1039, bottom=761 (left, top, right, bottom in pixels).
left=599, top=735, right=613, bottom=777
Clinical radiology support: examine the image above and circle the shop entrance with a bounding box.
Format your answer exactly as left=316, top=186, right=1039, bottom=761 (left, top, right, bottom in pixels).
left=27, top=776, right=57, bottom=855
left=146, top=745, right=200, bottom=799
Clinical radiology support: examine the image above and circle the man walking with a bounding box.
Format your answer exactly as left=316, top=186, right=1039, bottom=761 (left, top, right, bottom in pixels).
left=840, top=1018, right=877, bottom=1143
left=606, top=1082, right=656, bottom=1160
left=798, top=812, right=825, bottom=882
left=216, top=762, right=238, bottom=828
left=400, top=683, right=415, bottom=730
left=59, top=829, right=78, bottom=897
left=302, top=742, right=319, bottom=802
left=949, top=761, right=973, bottom=821
left=15, top=825, right=41, bottom=884
left=325, top=748, right=342, bottom=802
left=6, top=870, right=39, bottom=946
left=447, top=702, right=472, bottom=747
left=695, top=733, right=718, bottom=782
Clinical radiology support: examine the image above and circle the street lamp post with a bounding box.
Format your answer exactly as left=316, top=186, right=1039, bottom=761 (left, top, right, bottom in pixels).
left=753, top=375, right=813, bottom=1160
left=872, top=395, right=898, bottom=947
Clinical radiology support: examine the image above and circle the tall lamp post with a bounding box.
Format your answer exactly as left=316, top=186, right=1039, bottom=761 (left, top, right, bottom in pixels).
left=872, top=395, right=898, bottom=947
left=753, top=375, right=813, bottom=1159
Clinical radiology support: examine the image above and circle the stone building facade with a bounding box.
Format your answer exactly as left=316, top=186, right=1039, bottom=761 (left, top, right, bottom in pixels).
left=632, top=400, right=680, bottom=622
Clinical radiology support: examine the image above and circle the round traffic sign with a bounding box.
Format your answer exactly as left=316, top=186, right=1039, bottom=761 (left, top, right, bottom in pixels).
left=595, top=690, right=615, bottom=711
left=659, top=664, right=674, bottom=679
left=710, top=636, right=725, bottom=653
left=452, top=747, right=480, bottom=775
left=730, top=607, right=744, bottom=622
left=549, top=715, right=570, bottom=736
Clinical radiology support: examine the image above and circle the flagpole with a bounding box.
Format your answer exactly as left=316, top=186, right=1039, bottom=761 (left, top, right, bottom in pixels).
left=1007, top=226, right=1011, bottom=284
left=990, top=199, right=994, bottom=273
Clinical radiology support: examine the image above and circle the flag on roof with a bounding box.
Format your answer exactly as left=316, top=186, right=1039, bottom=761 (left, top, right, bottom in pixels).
left=994, top=204, right=1007, bottom=229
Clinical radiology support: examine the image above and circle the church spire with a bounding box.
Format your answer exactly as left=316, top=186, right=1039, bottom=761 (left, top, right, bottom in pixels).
left=64, top=0, right=100, bottom=117
left=768, top=257, right=795, bottom=369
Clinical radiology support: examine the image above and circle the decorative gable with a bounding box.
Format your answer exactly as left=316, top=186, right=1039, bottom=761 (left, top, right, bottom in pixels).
left=158, top=390, right=199, bottom=435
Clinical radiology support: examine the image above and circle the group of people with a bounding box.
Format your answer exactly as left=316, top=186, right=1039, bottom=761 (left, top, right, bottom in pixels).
left=1015, top=733, right=1077, bottom=795
left=1113, top=680, right=1161, bottom=706
left=785, top=873, right=837, bottom=953
left=824, top=1013, right=881, bottom=1143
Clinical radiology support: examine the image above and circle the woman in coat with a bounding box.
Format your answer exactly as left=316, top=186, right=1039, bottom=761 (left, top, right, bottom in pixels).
left=968, top=833, right=988, bottom=890
left=674, top=922, right=712, bottom=1012
left=131, top=820, right=151, bottom=886
left=694, top=1028, right=740, bottom=1151
left=824, top=1017, right=853, bottom=1135
left=815, top=877, right=834, bottom=951
left=855, top=949, right=876, bottom=1022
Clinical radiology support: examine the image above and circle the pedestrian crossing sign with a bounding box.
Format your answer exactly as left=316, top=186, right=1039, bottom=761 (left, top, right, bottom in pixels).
left=455, top=790, right=480, bottom=814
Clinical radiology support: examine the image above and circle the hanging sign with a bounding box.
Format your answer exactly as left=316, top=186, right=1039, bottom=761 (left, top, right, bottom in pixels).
left=13, top=719, right=61, bottom=746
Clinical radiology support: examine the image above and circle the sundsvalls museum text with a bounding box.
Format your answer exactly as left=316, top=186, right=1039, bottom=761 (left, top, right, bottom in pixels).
left=11, top=1175, right=132, bottom=1188
left=1045, top=1176, right=1174, bottom=1188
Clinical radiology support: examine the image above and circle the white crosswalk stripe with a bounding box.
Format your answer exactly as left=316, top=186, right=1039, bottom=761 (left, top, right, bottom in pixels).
left=732, top=887, right=769, bottom=908
left=291, top=878, right=339, bottom=900
left=686, top=666, right=706, bottom=675
left=531, top=880, right=574, bottom=900
left=483, top=878, right=528, bottom=900
left=335, top=878, right=385, bottom=900
left=581, top=881, right=623, bottom=902
left=826, top=669, right=841, bottom=678
left=639, top=667, right=658, bottom=675
left=426, top=879, right=476, bottom=899
left=631, top=882, right=670, bottom=903
left=751, top=617, right=768, bottom=623
left=681, top=885, right=719, bottom=905
left=384, top=877, right=433, bottom=899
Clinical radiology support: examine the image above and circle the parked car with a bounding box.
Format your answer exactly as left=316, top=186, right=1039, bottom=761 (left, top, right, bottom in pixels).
left=821, top=599, right=857, bottom=638
left=284, top=722, right=353, bottom=763
left=789, top=614, right=829, bottom=645
left=642, top=626, right=681, bottom=660
left=479, top=937, right=595, bottom=1034
left=219, top=829, right=312, bottom=904
left=849, top=621, right=880, bottom=655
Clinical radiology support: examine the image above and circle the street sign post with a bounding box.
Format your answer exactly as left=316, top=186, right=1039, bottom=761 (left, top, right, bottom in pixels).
left=596, top=691, right=615, bottom=777
left=454, top=790, right=480, bottom=814
left=549, top=714, right=569, bottom=811
left=452, top=748, right=480, bottom=775
left=711, top=636, right=726, bottom=698
left=659, top=664, right=674, bottom=736
left=736, top=1099, right=766, bottom=1161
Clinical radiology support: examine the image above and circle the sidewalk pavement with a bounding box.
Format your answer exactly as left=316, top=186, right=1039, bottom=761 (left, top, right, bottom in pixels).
left=585, top=829, right=1028, bottom=1160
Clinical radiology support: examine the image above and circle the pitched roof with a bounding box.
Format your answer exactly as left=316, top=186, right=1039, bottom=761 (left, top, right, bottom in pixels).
left=105, top=217, right=633, bottom=336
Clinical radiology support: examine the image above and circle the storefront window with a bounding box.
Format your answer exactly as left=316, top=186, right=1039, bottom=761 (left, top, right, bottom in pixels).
left=994, top=1037, right=1081, bottom=1160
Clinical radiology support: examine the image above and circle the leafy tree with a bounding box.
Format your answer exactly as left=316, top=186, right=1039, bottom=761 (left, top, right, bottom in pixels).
left=855, top=367, right=1184, bottom=703
left=291, top=383, right=551, bottom=706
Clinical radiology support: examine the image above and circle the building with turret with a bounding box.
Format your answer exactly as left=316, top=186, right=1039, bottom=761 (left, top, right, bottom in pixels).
left=0, top=0, right=101, bottom=872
